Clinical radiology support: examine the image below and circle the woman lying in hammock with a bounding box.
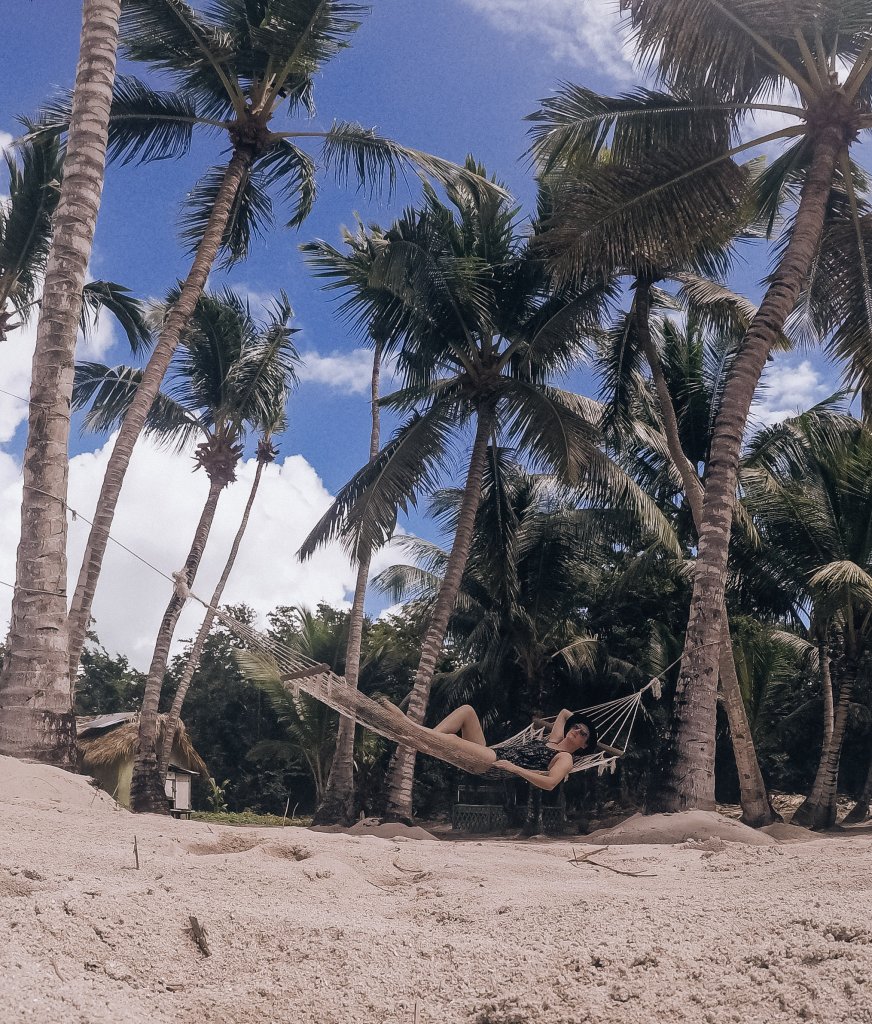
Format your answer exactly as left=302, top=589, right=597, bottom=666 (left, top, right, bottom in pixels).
left=429, top=705, right=598, bottom=791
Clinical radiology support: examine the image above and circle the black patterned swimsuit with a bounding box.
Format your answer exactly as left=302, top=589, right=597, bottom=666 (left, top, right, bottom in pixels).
left=491, top=738, right=565, bottom=771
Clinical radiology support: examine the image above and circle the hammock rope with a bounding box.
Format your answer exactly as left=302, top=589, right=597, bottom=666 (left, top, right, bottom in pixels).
left=172, top=575, right=714, bottom=779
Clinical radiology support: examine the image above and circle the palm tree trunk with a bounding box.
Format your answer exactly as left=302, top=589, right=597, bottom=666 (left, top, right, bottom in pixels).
left=792, top=662, right=857, bottom=829
left=635, top=284, right=775, bottom=826
left=130, top=473, right=226, bottom=813
left=67, top=150, right=254, bottom=679
left=659, top=127, right=846, bottom=813
left=384, top=405, right=495, bottom=820
left=157, top=458, right=268, bottom=781
left=842, top=753, right=872, bottom=825
left=0, top=0, right=121, bottom=766
left=314, top=341, right=383, bottom=826
left=820, top=633, right=835, bottom=754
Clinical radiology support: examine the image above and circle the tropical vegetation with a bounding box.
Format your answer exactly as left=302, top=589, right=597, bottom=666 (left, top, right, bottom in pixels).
left=4, top=1, right=872, bottom=834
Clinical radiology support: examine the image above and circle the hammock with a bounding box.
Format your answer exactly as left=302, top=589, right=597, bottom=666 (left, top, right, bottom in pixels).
left=176, top=577, right=660, bottom=779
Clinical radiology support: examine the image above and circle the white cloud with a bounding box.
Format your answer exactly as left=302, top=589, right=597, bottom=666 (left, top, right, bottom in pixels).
left=0, top=302, right=117, bottom=444
left=750, top=356, right=832, bottom=427
left=298, top=347, right=382, bottom=395
left=461, top=0, right=635, bottom=81
left=0, top=430, right=407, bottom=670
left=28, top=436, right=401, bottom=669
left=0, top=131, right=13, bottom=157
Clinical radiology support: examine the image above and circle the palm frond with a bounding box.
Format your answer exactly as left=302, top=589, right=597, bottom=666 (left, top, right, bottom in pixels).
left=72, top=361, right=200, bottom=448
left=298, top=405, right=459, bottom=562
left=121, top=0, right=242, bottom=116
left=179, top=163, right=273, bottom=268
left=0, top=135, right=61, bottom=312
left=319, top=122, right=509, bottom=202
left=80, top=282, right=153, bottom=355
left=256, top=139, right=316, bottom=228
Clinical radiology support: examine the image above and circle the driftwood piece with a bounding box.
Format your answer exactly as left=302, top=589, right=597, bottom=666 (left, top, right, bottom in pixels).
left=570, top=845, right=656, bottom=878
left=188, top=916, right=211, bottom=957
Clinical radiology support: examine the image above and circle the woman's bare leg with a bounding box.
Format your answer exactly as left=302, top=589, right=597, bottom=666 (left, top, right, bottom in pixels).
left=433, top=704, right=488, bottom=746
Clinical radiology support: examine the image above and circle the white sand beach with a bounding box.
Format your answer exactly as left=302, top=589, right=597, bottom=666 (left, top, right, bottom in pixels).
left=3, top=756, right=872, bottom=1024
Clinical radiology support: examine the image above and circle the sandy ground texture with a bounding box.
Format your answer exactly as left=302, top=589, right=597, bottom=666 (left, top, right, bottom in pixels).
left=2, top=756, right=872, bottom=1024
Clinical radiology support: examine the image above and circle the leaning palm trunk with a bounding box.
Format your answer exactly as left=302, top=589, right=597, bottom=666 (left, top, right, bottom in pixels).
left=792, top=663, right=857, bottom=829
left=842, top=753, right=872, bottom=825
left=157, top=456, right=270, bottom=782
left=67, top=151, right=253, bottom=679
left=661, top=128, right=846, bottom=812
left=314, top=342, right=383, bottom=826
left=0, top=0, right=121, bottom=766
left=385, top=406, right=495, bottom=820
left=130, top=473, right=227, bottom=813
left=634, top=285, right=774, bottom=826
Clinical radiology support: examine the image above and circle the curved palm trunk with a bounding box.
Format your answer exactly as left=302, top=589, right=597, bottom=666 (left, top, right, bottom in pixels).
left=842, top=754, right=872, bottom=825
left=67, top=150, right=253, bottom=679
left=130, top=473, right=227, bottom=813
left=157, top=457, right=269, bottom=781
left=0, top=0, right=121, bottom=766
left=792, top=663, right=857, bottom=829
left=314, top=342, right=383, bottom=826
left=384, top=406, right=495, bottom=820
left=635, top=285, right=775, bottom=826
left=659, top=128, right=846, bottom=813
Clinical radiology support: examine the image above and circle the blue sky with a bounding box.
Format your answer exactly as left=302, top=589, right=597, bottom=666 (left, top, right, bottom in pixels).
left=0, top=1, right=838, bottom=665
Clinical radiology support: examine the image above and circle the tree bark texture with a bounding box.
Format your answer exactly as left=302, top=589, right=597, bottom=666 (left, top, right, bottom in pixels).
left=0, top=0, right=121, bottom=766
left=636, top=286, right=774, bottom=826
left=819, top=634, right=835, bottom=755
left=67, top=152, right=253, bottom=678
left=157, top=458, right=267, bottom=781
left=384, top=406, right=495, bottom=820
left=792, top=670, right=857, bottom=829
left=130, top=473, right=227, bottom=813
left=314, top=341, right=382, bottom=826
left=659, top=129, right=845, bottom=813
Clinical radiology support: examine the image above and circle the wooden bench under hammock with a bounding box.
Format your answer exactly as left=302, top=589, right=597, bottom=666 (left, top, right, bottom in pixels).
left=186, top=588, right=660, bottom=780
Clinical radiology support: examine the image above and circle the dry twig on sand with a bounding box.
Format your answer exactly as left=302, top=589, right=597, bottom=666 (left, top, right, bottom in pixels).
left=570, top=845, right=656, bottom=877
left=188, top=916, right=211, bottom=956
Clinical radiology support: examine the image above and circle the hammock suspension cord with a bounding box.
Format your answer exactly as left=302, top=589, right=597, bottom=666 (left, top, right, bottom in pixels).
left=172, top=575, right=721, bottom=778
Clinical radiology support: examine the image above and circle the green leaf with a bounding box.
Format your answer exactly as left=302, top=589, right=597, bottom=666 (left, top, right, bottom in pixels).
left=80, top=282, right=153, bottom=355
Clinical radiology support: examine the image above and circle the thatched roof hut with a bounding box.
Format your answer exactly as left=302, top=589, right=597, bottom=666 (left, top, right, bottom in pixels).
left=77, top=713, right=209, bottom=810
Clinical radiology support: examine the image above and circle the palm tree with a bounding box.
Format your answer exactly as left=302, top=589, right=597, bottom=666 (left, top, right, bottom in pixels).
left=529, top=2, right=872, bottom=809
left=743, top=413, right=872, bottom=827
left=377, top=456, right=601, bottom=729
left=0, top=134, right=150, bottom=349
left=73, top=288, right=299, bottom=811
left=302, top=221, right=388, bottom=824
left=0, top=0, right=122, bottom=766
left=300, top=168, right=673, bottom=819
left=244, top=605, right=354, bottom=805
left=530, top=121, right=776, bottom=821
left=27, top=0, right=501, bottom=680
left=156, top=424, right=285, bottom=783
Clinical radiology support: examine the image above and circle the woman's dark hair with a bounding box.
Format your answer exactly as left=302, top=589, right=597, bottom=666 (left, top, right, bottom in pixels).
left=564, top=713, right=598, bottom=755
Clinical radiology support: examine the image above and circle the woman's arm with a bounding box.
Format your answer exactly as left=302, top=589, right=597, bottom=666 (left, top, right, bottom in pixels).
left=547, top=709, right=573, bottom=744
left=494, top=752, right=573, bottom=791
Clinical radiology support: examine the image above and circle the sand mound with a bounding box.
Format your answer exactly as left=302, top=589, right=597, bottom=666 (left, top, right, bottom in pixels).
left=585, top=810, right=778, bottom=846
left=0, top=754, right=121, bottom=814
left=760, top=821, right=821, bottom=843
left=345, top=818, right=437, bottom=841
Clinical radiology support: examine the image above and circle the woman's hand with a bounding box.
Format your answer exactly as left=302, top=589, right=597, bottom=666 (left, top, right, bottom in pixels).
left=493, top=759, right=517, bottom=774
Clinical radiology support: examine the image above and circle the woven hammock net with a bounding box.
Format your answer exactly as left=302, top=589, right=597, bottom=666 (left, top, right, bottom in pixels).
left=200, top=595, right=659, bottom=779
